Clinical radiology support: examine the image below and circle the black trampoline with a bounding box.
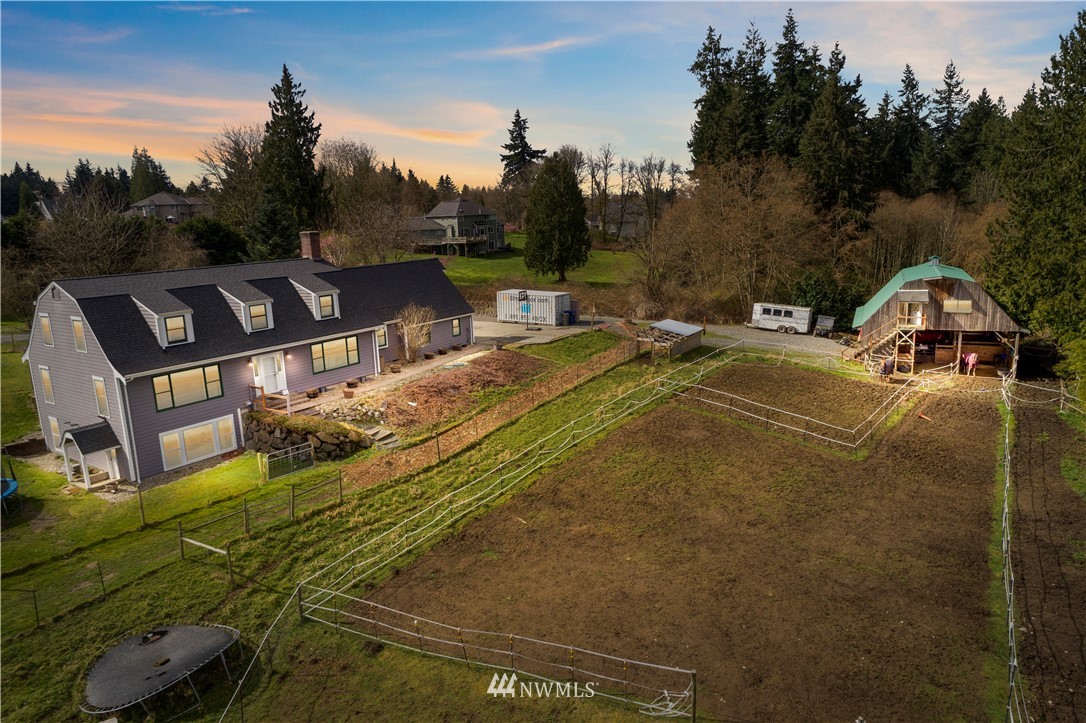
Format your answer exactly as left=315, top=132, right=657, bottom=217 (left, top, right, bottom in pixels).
left=81, top=623, right=239, bottom=717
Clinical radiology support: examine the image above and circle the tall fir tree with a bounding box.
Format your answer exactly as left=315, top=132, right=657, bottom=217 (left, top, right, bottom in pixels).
left=500, top=109, right=547, bottom=185
left=929, top=60, right=971, bottom=193
left=951, top=88, right=1009, bottom=201
left=768, top=10, right=823, bottom=158
left=987, top=10, right=1086, bottom=343
left=129, top=147, right=175, bottom=202
left=798, top=45, right=872, bottom=218
left=889, top=64, right=930, bottom=195
left=245, top=185, right=300, bottom=261
left=261, top=64, right=327, bottom=230
left=524, top=154, right=590, bottom=282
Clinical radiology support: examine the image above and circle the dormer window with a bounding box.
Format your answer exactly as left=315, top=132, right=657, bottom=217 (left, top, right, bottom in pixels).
left=165, top=315, right=188, bottom=344
left=248, top=303, right=271, bottom=332
left=318, top=294, right=336, bottom=319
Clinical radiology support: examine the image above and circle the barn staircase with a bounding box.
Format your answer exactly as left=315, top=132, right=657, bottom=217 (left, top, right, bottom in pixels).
left=859, top=320, right=918, bottom=375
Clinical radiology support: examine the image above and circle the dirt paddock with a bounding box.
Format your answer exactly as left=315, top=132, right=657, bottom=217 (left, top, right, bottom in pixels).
left=370, top=364, right=1005, bottom=720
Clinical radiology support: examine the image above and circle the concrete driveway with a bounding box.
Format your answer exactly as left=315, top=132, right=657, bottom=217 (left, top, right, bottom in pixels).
left=472, top=315, right=602, bottom=348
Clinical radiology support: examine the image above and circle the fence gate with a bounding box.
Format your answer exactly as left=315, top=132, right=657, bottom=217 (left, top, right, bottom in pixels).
left=260, top=443, right=314, bottom=481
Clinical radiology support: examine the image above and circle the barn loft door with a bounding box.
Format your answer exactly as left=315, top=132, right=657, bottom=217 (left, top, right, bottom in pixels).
left=897, top=302, right=926, bottom=329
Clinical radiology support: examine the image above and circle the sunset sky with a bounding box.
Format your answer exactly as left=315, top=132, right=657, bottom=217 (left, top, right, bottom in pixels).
left=1, top=2, right=1079, bottom=189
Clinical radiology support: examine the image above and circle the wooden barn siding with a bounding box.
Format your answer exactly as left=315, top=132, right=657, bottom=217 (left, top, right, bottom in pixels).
left=861, top=279, right=1023, bottom=339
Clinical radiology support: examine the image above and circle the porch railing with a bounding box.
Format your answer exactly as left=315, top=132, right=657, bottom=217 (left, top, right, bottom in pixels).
left=249, top=384, right=292, bottom=415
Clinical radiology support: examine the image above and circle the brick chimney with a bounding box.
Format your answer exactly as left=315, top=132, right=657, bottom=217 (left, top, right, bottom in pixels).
left=300, top=230, right=321, bottom=261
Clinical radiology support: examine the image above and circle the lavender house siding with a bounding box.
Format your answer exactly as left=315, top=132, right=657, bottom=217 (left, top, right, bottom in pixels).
left=25, top=287, right=133, bottom=478
left=126, top=357, right=251, bottom=479
left=419, top=316, right=471, bottom=355
left=281, top=331, right=379, bottom=391
left=379, top=326, right=403, bottom=364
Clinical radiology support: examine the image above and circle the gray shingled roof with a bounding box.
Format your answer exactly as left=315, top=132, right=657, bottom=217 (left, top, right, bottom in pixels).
left=65, top=421, right=121, bottom=454
left=425, top=198, right=497, bottom=219
left=63, top=258, right=472, bottom=377
left=130, top=192, right=200, bottom=208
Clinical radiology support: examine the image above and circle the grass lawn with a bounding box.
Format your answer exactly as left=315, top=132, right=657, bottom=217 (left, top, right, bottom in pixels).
left=520, top=329, right=620, bottom=365
left=1, top=349, right=37, bottom=443
left=421, top=238, right=642, bottom=289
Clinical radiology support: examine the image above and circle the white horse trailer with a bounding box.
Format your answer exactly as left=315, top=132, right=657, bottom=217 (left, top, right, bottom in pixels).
left=748, top=303, right=813, bottom=334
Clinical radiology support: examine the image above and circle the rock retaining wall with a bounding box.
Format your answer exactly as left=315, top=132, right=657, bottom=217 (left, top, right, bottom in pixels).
left=244, top=413, right=372, bottom=461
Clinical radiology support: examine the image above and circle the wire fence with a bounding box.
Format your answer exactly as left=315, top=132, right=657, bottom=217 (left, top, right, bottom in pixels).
left=1, top=558, right=113, bottom=634
left=999, top=377, right=1031, bottom=723
left=300, top=587, right=696, bottom=717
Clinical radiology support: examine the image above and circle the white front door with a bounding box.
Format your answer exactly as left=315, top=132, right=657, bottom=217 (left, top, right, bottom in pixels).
left=106, top=448, right=120, bottom=479
left=253, top=352, right=287, bottom=393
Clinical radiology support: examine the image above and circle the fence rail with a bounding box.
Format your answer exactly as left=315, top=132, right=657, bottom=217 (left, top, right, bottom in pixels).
left=300, top=585, right=696, bottom=718
left=1000, top=379, right=1031, bottom=723
left=259, top=443, right=314, bottom=482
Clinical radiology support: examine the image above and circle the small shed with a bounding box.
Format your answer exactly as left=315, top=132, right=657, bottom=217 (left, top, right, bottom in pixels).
left=852, top=256, right=1026, bottom=375
left=649, top=319, right=704, bottom=359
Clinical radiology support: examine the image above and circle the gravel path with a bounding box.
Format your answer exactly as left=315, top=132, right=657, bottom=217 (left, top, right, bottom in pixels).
left=704, top=323, right=850, bottom=356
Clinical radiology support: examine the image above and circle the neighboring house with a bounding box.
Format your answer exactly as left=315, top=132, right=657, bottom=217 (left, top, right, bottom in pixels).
left=410, top=198, right=506, bottom=256
left=585, top=197, right=648, bottom=240
left=852, top=256, right=1026, bottom=374
left=22, top=232, right=474, bottom=487
left=129, top=192, right=209, bottom=223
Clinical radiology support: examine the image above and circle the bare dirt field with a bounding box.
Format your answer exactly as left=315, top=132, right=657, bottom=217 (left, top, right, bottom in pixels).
left=378, top=350, right=550, bottom=432
left=369, top=365, right=1004, bottom=720
left=1012, top=402, right=1086, bottom=722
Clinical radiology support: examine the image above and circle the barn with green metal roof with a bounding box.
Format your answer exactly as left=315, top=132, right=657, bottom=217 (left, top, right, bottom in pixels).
left=852, top=256, right=1026, bottom=375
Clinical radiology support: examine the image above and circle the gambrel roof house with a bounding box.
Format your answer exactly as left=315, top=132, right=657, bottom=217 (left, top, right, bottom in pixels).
left=23, top=232, right=474, bottom=487
left=412, top=198, right=506, bottom=256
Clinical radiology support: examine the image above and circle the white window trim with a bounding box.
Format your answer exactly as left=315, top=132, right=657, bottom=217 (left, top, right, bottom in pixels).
left=39, top=365, right=55, bottom=404
left=158, top=415, right=237, bottom=471
left=92, top=375, right=110, bottom=418
left=48, top=416, right=61, bottom=450
left=40, top=313, right=54, bottom=347
left=246, top=302, right=273, bottom=333
left=452, top=318, right=462, bottom=337
left=71, top=316, right=87, bottom=353
left=376, top=325, right=389, bottom=349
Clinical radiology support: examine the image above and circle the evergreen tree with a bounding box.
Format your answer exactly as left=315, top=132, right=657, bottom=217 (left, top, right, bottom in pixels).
left=798, top=45, right=872, bottom=218
left=867, top=92, right=897, bottom=191
left=768, top=9, right=823, bottom=158
left=500, top=109, right=546, bottom=185
left=129, top=147, right=175, bottom=202
left=179, top=216, right=248, bottom=265
left=1, top=162, right=58, bottom=217
left=245, top=185, right=300, bottom=260
left=261, top=65, right=327, bottom=229
left=688, top=26, right=734, bottom=167
left=952, top=88, right=1009, bottom=200
left=929, top=60, right=971, bottom=192
left=524, top=154, right=590, bottom=282
left=18, top=182, right=39, bottom=216
left=987, top=11, right=1086, bottom=342
left=65, top=159, right=97, bottom=197
left=435, top=174, right=458, bottom=201
left=889, top=65, right=930, bottom=195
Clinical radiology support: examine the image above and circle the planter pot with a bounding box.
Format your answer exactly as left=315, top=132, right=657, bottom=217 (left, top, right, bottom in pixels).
left=345, top=378, right=359, bottom=388
left=437, top=348, right=448, bottom=355
left=343, top=389, right=355, bottom=399
left=390, top=364, right=402, bottom=373
left=306, top=388, right=320, bottom=399
left=424, top=352, right=435, bottom=360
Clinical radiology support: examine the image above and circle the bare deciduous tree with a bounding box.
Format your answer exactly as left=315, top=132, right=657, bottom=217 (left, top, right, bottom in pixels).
left=586, top=143, right=616, bottom=235
left=196, top=124, right=264, bottom=230
left=396, top=303, right=436, bottom=363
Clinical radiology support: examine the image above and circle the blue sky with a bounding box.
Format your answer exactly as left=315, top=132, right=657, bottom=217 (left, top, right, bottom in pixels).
left=1, top=2, right=1080, bottom=188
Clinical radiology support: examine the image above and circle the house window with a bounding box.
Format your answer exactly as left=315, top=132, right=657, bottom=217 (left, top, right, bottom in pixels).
left=311, top=336, right=359, bottom=374
left=159, top=415, right=236, bottom=471
left=944, top=299, right=973, bottom=314
left=152, top=364, right=223, bottom=411
left=40, top=313, right=53, bottom=347
left=93, top=376, right=109, bottom=417
left=72, top=317, right=87, bottom=353
left=40, top=366, right=55, bottom=404
left=452, top=318, right=462, bottom=337
left=249, top=303, right=269, bottom=331
left=48, top=416, right=61, bottom=450
left=376, top=326, right=388, bottom=349
left=318, top=294, right=335, bottom=319
left=164, top=315, right=188, bottom=344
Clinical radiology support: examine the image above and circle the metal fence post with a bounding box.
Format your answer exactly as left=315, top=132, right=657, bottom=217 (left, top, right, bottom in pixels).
left=30, top=589, right=40, bottom=629
left=296, top=584, right=304, bottom=621
left=691, top=670, right=697, bottom=722
left=97, top=560, right=107, bottom=598
left=178, top=521, right=185, bottom=559
left=289, top=484, right=295, bottom=521
left=338, top=470, right=343, bottom=505
left=243, top=498, right=250, bottom=534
